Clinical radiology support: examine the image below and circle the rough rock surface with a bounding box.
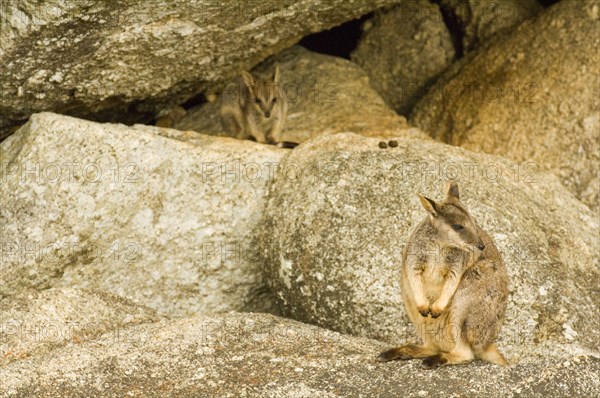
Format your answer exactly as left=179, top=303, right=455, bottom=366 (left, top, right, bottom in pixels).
left=351, top=0, right=455, bottom=115
left=1, top=312, right=598, bottom=397
left=0, top=0, right=404, bottom=135
left=439, top=0, right=542, bottom=53
left=412, top=0, right=599, bottom=210
left=0, top=112, right=286, bottom=317
left=260, top=133, right=599, bottom=362
left=0, top=288, right=158, bottom=366
left=174, top=46, right=422, bottom=143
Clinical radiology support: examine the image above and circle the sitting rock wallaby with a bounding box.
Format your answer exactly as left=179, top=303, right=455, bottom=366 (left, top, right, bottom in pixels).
left=379, top=181, right=509, bottom=369
left=220, top=66, right=288, bottom=146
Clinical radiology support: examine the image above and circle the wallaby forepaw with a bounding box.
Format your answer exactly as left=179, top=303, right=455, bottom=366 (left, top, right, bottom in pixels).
left=429, top=299, right=448, bottom=318
left=417, top=305, right=430, bottom=317
left=421, top=354, right=447, bottom=370
left=429, top=306, right=444, bottom=318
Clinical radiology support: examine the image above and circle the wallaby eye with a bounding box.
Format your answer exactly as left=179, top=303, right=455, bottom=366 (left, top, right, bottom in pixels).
left=452, top=224, right=464, bottom=231
left=272, top=98, right=277, bottom=103
left=255, top=98, right=261, bottom=104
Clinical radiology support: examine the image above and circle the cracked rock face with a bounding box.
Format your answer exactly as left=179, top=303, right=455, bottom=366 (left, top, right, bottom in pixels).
left=351, top=0, right=456, bottom=115
left=174, top=46, right=421, bottom=143
left=0, top=112, right=285, bottom=317
left=412, top=0, right=600, bottom=211
left=260, top=133, right=599, bottom=363
left=0, top=0, right=404, bottom=135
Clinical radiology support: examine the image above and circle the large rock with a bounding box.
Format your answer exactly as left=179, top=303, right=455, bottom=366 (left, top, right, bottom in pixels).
left=260, top=133, right=600, bottom=362
left=411, top=0, right=600, bottom=210
left=0, top=0, right=404, bottom=136
left=174, top=46, right=423, bottom=143
left=0, top=288, right=158, bottom=366
left=1, top=311, right=598, bottom=397
left=0, top=112, right=286, bottom=317
left=439, top=0, right=542, bottom=53
left=351, top=0, right=456, bottom=115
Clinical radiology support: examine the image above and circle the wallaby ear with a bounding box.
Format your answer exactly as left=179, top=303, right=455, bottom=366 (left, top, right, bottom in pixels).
left=445, top=180, right=460, bottom=202
left=272, top=65, right=280, bottom=83
left=241, top=71, right=255, bottom=88
left=418, top=194, right=439, bottom=217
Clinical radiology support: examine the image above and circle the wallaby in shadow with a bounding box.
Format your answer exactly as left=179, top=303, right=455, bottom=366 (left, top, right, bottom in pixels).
left=220, top=66, right=294, bottom=147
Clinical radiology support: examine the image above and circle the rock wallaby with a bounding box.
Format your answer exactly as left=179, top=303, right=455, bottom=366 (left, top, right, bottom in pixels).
left=220, top=66, right=290, bottom=146
left=379, top=181, right=509, bottom=369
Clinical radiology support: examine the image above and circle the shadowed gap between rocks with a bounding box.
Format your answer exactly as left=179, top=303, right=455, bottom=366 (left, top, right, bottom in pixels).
left=431, top=0, right=466, bottom=57
left=299, top=13, right=373, bottom=59
left=539, top=0, right=561, bottom=6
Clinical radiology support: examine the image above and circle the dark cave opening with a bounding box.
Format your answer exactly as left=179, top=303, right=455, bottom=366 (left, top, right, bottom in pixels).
left=538, top=0, right=561, bottom=6
left=181, top=92, right=208, bottom=110
left=298, top=13, right=372, bottom=59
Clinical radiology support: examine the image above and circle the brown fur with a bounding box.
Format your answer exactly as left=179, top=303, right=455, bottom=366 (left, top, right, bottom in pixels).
left=379, top=181, right=509, bottom=368
left=155, top=106, right=187, bottom=128
left=219, top=66, right=287, bottom=145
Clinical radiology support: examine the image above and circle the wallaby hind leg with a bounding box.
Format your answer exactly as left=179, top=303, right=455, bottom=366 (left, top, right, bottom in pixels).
left=421, top=341, right=474, bottom=369
left=462, top=306, right=508, bottom=366
left=378, top=344, right=437, bottom=362
left=477, top=343, right=508, bottom=366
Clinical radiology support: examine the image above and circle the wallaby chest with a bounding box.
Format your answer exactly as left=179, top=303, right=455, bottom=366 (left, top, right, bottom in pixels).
left=420, top=261, right=450, bottom=301
left=407, top=243, right=468, bottom=302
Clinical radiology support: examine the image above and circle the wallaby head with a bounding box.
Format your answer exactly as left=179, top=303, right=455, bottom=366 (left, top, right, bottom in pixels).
left=418, top=181, right=485, bottom=254
left=241, top=66, right=282, bottom=119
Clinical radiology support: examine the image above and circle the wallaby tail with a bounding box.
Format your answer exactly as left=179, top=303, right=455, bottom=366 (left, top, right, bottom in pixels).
left=378, top=344, right=437, bottom=362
